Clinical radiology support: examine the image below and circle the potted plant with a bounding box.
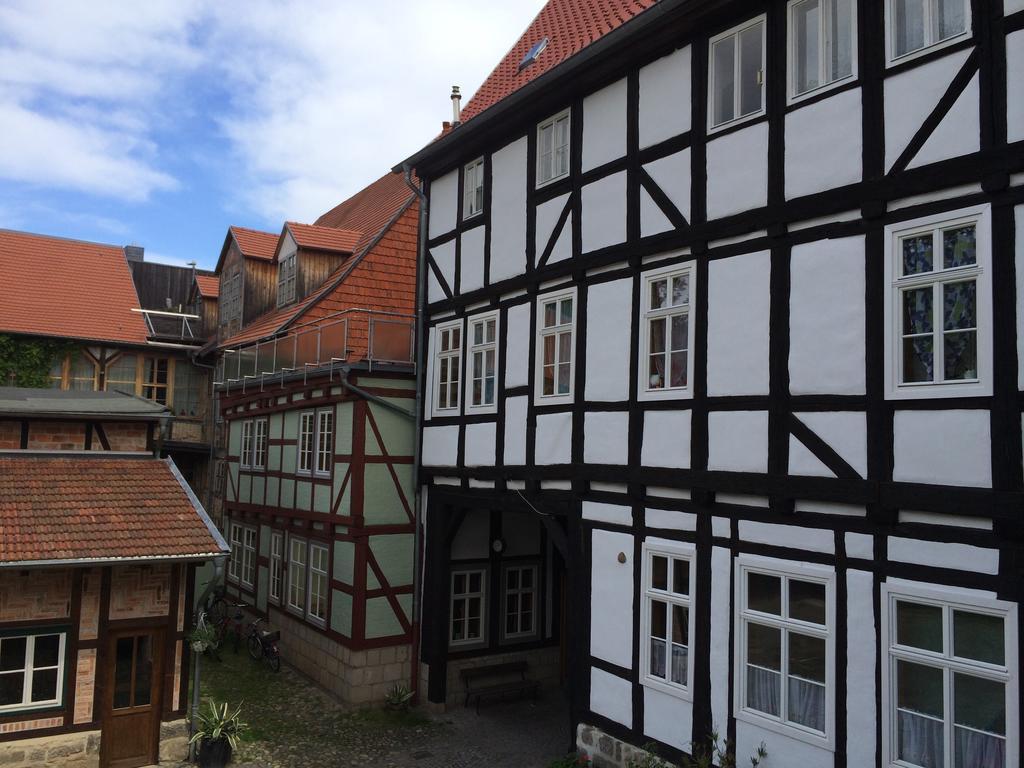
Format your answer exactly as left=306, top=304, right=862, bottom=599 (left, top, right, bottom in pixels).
left=189, top=700, right=246, bottom=768
left=188, top=622, right=219, bottom=654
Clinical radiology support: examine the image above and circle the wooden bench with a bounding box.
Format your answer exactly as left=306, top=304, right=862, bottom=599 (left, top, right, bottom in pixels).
left=460, top=661, right=539, bottom=712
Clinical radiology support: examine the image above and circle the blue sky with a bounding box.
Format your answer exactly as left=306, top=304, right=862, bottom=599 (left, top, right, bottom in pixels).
left=0, top=0, right=545, bottom=270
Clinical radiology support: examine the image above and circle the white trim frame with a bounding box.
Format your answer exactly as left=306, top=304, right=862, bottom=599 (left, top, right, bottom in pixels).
left=534, top=286, right=578, bottom=406
left=536, top=109, right=571, bottom=188
left=879, top=580, right=1019, bottom=768
left=286, top=535, right=308, bottom=616
left=433, top=319, right=464, bottom=417
left=786, top=0, right=859, bottom=105
left=450, top=567, right=488, bottom=648
left=463, top=157, right=485, bottom=219
left=297, top=411, right=315, bottom=474
left=0, top=631, right=67, bottom=714
left=253, top=418, right=268, bottom=470
left=708, top=15, right=767, bottom=133
left=733, top=554, right=837, bottom=750
left=315, top=408, right=333, bottom=478
left=307, top=542, right=329, bottom=627
left=638, top=260, right=697, bottom=402
left=465, top=310, right=500, bottom=414
left=883, top=204, right=992, bottom=400
left=269, top=531, right=283, bottom=604
left=640, top=539, right=696, bottom=700
left=240, top=419, right=253, bottom=470
left=884, top=0, right=972, bottom=67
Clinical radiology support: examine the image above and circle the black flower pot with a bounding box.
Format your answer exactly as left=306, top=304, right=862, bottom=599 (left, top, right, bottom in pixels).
left=198, top=737, right=233, bottom=768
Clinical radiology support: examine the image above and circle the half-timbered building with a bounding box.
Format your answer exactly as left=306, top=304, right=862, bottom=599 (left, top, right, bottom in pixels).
left=213, top=171, right=420, bottom=703
left=400, top=0, right=1024, bottom=765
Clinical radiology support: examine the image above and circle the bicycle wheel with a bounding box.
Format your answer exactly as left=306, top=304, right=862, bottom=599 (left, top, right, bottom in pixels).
left=247, top=634, right=261, bottom=660
left=208, top=597, right=227, bottom=625
left=268, top=649, right=281, bottom=673
left=232, top=626, right=241, bottom=654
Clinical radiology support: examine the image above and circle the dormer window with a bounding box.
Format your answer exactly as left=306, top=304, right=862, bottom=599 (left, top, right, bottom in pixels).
left=278, top=252, right=296, bottom=307
left=463, top=158, right=484, bottom=219
left=537, top=110, right=570, bottom=187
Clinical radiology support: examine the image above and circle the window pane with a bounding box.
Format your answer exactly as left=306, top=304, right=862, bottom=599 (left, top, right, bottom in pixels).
left=469, top=572, right=482, bottom=593
left=788, top=675, right=825, bottom=732
left=649, top=317, right=666, bottom=354
left=748, top=572, right=782, bottom=614
left=904, top=337, right=935, bottom=383
left=557, top=363, right=571, bottom=394
left=558, top=331, right=572, bottom=364
left=560, top=299, right=572, bottom=325
left=0, top=638, right=26, bottom=672
left=747, top=622, right=781, bottom=670
left=649, top=354, right=666, bottom=390
left=651, top=555, right=668, bottom=590
left=651, top=278, right=668, bottom=310
left=670, top=314, right=688, bottom=352
left=672, top=559, right=689, bottom=596
left=650, top=637, right=666, bottom=679
left=943, top=281, right=976, bottom=331
left=943, top=226, right=976, bottom=268
left=671, top=641, right=688, bottom=686
left=935, top=0, right=967, bottom=42
left=473, top=322, right=483, bottom=346
left=113, top=637, right=134, bottom=709
left=544, top=301, right=557, bottom=328
left=739, top=23, right=764, bottom=116
left=953, top=673, right=1005, bottom=735
left=896, top=601, right=943, bottom=652
left=521, top=569, right=533, bottom=589
left=651, top=600, right=667, bottom=639
left=669, top=351, right=688, bottom=388
left=953, top=610, right=1004, bottom=665
left=794, top=0, right=821, bottom=94
left=133, top=636, right=153, bottom=706
left=507, top=569, right=519, bottom=590
left=903, top=287, right=934, bottom=335
left=672, top=274, right=689, bottom=306
left=897, top=660, right=944, bottom=718
left=903, top=233, right=934, bottom=275
left=712, top=35, right=736, bottom=125
left=894, top=0, right=927, bottom=56
left=543, top=334, right=556, bottom=367
left=0, top=672, right=24, bottom=706
left=944, top=331, right=976, bottom=381
left=831, top=0, right=854, bottom=80
left=672, top=604, right=689, bottom=645
left=789, top=579, right=826, bottom=625
left=899, top=709, right=944, bottom=768
left=954, top=727, right=1005, bottom=768
left=789, top=632, right=826, bottom=683
left=33, top=635, right=60, bottom=668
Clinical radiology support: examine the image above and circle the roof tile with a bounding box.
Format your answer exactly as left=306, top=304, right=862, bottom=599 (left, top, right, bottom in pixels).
left=229, top=226, right=279, bottom=261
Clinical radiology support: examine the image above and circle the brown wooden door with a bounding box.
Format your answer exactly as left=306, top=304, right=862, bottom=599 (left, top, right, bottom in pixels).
left=101, top=629, right=163, bottom=768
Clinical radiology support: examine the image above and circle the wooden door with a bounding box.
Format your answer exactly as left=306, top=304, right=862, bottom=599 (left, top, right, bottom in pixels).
left=101, top=629, right=163, bottom=768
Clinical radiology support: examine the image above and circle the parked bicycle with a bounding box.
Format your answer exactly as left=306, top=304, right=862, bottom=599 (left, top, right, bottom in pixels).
left=216, top=602, right=247, bottom=654
left=200, top=581, right=230, bottom=625
left=245, top=618, right=281, bottom=672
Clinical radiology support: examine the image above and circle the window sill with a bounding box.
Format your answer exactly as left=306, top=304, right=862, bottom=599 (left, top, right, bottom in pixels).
left=465, top=403, right=498, bottom=416
left=885, top=30, right=972, bottom=69
left=641, top=676, right=693, bottom=702
left=787, top=73, right=857, bottom=108
left=885, top=379, right=991, bottom=401
left=707, top=108, right=766, bottom=137
left=536, top=171, right=570, bottom=190
left=533, top=392, right=574, bottom=408
left=463, top=210, right=483, bottom=222
left=637, top=385, right=694, bottom=403
left=735, top=708, right=834, bottom=751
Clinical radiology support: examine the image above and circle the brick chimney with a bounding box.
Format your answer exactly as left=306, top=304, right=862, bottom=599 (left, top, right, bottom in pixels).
left=123, top=245, right=145, bottom=262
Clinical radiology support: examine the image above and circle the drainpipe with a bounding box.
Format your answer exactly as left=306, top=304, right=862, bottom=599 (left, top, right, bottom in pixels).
left=339, top=369, right=414, bottom=419
left=403, top=163, right=428, bottom=703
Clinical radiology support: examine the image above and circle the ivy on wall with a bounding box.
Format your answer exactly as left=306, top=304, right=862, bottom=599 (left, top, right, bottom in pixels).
left=0, top=335, right=73, bottom=389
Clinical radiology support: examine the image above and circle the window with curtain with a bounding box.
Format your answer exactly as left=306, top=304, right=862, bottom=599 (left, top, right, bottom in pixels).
left=467, top=313, right=497, bottom=410
left=288, top=537, right=307, bottom=614
left=227, top=522, right=256, bottom=587
left=240, top=420, right=254, bottom=469
left=789, top=0, right=855, bottom=99
left=642, top=545, right=693, bottom=695
left=253, top=419, right=268, bottom=470
left=450, top=569, right=486, bottom=646
left=710, top=16, right=765, bottom=128
left=315, top=409, right=333, bottom=476
left=269, top=532, right=283, bottom=604
left=887, top=592, right=1011, bottom=768
left=503, top=564, right=538, bottom=640
left=105, top=354, right=138, bottom=397
left=172, top=361, right=201, bottom=417
left=298, top=411, right=315, bottom=473
left=48, top=356, right=65, bottom=389
left=739, top=565, right=832, bottom=740
left=68, top=351, right=98, bottom=391
left=537, top=110, right=570, bottom=186
left=643, top=266, right=692, bottom=394
left=537, top=291, right=575, bottom=399
left=463, top=158, right=484, bottom=218
left=889, top=0, right=969, bottom=62
left=307, top=544, right=329, bottom=624
left=142, top=358, right=169, bottom=404
left=435, top=321, right=462, bottom=413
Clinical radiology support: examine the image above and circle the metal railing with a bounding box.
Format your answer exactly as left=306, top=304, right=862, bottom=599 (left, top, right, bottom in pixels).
left=132, top=308, right=201, bottom=344
left=214, top=309, right=414, bottom=392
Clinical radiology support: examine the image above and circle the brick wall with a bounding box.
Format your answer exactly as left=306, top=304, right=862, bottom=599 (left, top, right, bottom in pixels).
left=108, top=564, right=171, bottom=620
left=7, top=420, right=151, bottom=452
left=0, top=569, right=72, bottom=622
left=78, top=569, right=101, bottom=641
left=73, top=649, right=97, bottom=725
left=26, top=421, right=85, bottom=451
left=100, top=422, right=149, bottom=452
left=0, top=421, right=19, bottom=449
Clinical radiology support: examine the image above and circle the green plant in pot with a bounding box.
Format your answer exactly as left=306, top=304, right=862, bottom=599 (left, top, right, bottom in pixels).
left=189, top=700, right=246, bottom=768
left=188, top=622, right=220, bottom=654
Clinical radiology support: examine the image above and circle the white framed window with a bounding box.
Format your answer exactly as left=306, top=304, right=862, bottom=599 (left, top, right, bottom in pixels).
left=639, top=262, right=696, bottom=401
left=298, top=411, right=315, bottom=474
left=535, top=288, right=577, bottom=404
left=240, top=420, right=253, bottom=469
left=434, top=320, right=463, bottom=415
left=287, top=536, right=307, bottom=614
left=641, top=541, right=695, bottom=698
left=307, top=543, right=329, bottom=625
left=463, top=158, right=484, bottom=219
left=277, top=251, right=297, bottom=306
left=450, top=568, right=486, bottom=647
left=466, top=312, right=498, bottom=413
left=0, top=631, right=66, bottom=713
left=537, top=110, right=570, bottom=186
left=502, top=564, right=538, bottom=640
left=735, top=557, right=835, bottom=748
left=228, top=522, right=257, bottom=587
left=884, top=205, right=992, bottom=400
left=253, top=418, right=268, bottom=470
left=788, top=0, right=857, bottom=102
left=881, top=582, right=1018, bottom=768
left=886, top=0, right=971, bottom=65
left=709, top=16, right=766, bottom=130
left=315, top=409, right=333, bottom=476
left=269, top=532, right=283, bottom=604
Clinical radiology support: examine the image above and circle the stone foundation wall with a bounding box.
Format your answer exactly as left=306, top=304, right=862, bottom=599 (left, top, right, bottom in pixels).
left=159, top=719, right=189, bottom=763
left=443, top=644, right=562, bottom=709
left=267, top=605, right=412, bottom=705
left=0, top=729, right=100, bottom=768
left=577, top=723, right=672, bottom=768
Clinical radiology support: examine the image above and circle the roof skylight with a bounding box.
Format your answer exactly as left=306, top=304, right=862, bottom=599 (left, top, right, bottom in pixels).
left=518, top=37, right=549, bottom=72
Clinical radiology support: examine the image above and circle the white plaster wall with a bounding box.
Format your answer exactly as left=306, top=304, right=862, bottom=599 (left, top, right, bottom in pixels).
left=428, top=241, right=455, bottom=303
left=503, top=396, right=528, bottom=465
left=590, top=667, right=633, bottom=728
left=644, top=686, right=693, bottom=753
left=504, top=304, right=531, bottom=388
left=464, top=422, right=496, bottom=467
left=847, top=568, right=877, bottom=768
left=451, top=512, right=489, bottom=560
left=582, top=78, right=628, bottom=172
left=590, top=529, right=634, bottom=668
left=789, top=236, right=866, bottom=395
left=893, top=410, right=991, bottom=487
left=584, top=411, right=629, bottom=465
left=1010, top=32, right=1024, bottom=144
left=709, top=547, right=731, bottom=734
left=582, top=501, right=632, bottom=526
left=736, top=723, right=831, bottom=768
left=640, top=187, right=673, bottom=237
left=641, top=409, right=691, bottom=468
left=428, top=170, right=458, bottom=238
left=422, top=425, right=458, bottom=467
left=789, top=436, right=835, bottom=477
left=536, top=193, right=572, bottom=265
left=643, top=148, right=691, bottom=221
left=738, top=521, right=834, bottom=554
left=535, top=411, right=573, bottom=465
left=707, top=251, right=771, bottom=396
left=792, top=411, right=868, bottom=478
left=645, top=508, right=697, bottom=531
left=786, top=88, right=863, bottom=199
left=708, top=411, right=769, bottom=473
left=908, top=73, right=979, bottom=169
left=460, top=226, right=485, bottom=294
left=706, top=122, right=768, bottom=220
left=638, top=46, right=691, bottom=149
left=1008, top=0, right=1024, bottom=13
left=582, top=171, right=628, bottom=253
left=884, top=48, right=972, bottom=170
left=888, top=537, right=1000, bottom=575
left=585, top=278, right=632, bottom=401
left=846, top=533, right=874, bottom=559
left=490, top=137, right=528, bottom=282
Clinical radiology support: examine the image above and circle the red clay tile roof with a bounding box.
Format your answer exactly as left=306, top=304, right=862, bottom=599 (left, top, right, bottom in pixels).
left=218, top=288, right=324, bottom=349
left=195, top=274, right=220, bottom=298
left=0, top=456, right=227, bottom=565
left=459, top=0, right=657, bottom=123
left=229, top=226, right=279, bottom=261
left=0, top=229, right=149, bottom=345
left=314, top=172, right=416, bottom=254
left=285, top=222, right=362, bottom=254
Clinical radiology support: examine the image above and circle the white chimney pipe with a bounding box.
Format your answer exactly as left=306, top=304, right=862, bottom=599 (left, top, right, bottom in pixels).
left=451, top=85, right=462, bottom=125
